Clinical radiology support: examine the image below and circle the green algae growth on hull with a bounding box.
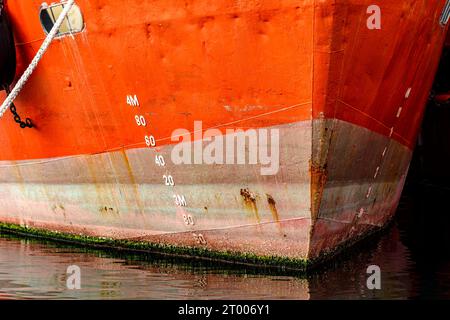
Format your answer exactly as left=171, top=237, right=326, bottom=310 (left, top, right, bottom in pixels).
left=0, top=222, right=309, bottom=272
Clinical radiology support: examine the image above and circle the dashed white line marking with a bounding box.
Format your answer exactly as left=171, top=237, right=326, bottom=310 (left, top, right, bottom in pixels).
left=396, top=107, right=403, bottom=118
left=374, top=166, right=380, bottom=178
left=382, top=146, right=388, bottom=157
left=405, top=87, right=412, bottom=98
left=389, top=127, right=394, bottom=137
left=366, top=186, right=373, bottom=198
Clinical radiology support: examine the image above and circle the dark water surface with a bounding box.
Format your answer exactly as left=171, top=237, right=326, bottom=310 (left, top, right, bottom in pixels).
left=0, top=183, right=449, bottom=300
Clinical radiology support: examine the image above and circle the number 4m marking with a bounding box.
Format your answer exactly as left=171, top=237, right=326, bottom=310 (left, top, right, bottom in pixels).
left=127, top=95, right=140, bottom=107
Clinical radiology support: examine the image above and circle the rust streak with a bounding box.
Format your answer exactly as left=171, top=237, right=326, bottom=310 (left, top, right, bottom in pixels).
left=120, top=149, right=144, bottom=215
left=240, top=188, right=260, bottom=224
left=266, top=194, right=280, bottom=222
left=266, top=194, right=283, bottom=234
left=310, top=162, right=327, bottom=222
left=85, top=156, right=105, bottom=208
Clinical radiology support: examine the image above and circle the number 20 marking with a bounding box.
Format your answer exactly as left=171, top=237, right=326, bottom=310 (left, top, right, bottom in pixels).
left=163, top=175, right=174, bottom=186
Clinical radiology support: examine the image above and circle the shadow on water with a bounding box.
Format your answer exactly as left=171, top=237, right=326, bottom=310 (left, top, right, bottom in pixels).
left=307, top=181, right=450, bottom=300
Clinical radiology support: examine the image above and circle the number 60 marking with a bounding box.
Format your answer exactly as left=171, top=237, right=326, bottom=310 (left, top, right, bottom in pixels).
left=193, top=233, right=206, bottom=245
left=145, top=135, right=156, bottom=147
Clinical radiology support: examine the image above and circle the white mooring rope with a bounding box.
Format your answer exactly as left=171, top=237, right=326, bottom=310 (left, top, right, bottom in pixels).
left=0, top=0, right=75, bottom=118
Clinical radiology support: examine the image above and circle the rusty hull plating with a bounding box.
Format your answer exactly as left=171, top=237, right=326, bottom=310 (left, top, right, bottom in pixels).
left=0, top=0, right=449, bottom=268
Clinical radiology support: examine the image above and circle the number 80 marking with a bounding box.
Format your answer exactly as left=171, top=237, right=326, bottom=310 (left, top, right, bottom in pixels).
left=135, top=115, right=146, bottom=126
left=183, top=214, right=194, bottom=225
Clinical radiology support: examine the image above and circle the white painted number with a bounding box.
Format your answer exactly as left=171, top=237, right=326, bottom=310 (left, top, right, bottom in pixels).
left=193, top=233, right=206, bottom=245
left=145, top=135, right=156, bottom=147
left=174, top=194, right=187, bottom=207
left=183, top=214, right=195, bottom=225
left=163, top=175, right=174, bottom=186
left=126, top=95, right=140, bottom=107
left=155, top=155, right=165, bottom=167
left=135, top=115, right=146, bottom=126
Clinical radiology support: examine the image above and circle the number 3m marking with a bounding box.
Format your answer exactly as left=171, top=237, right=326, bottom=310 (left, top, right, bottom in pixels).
left=173, top=194, right=187, bottom=207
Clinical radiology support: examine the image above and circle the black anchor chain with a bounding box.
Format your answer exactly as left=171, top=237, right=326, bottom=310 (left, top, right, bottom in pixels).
left=1, top=0, right=33, bottom=129
left=3, top=85, right=33, bottom=129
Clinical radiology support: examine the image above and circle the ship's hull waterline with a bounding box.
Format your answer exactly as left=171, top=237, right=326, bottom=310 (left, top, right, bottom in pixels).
left=0, top=119, right=410, bottom=267
left=0, top=0, right=448, bottom=268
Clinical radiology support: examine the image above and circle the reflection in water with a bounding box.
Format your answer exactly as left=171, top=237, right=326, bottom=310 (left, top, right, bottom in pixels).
left=0, top=184, right=449, bottom=300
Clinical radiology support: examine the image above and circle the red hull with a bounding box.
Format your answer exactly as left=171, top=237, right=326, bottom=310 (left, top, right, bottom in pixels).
left=0, top=0, right=448, bottom=266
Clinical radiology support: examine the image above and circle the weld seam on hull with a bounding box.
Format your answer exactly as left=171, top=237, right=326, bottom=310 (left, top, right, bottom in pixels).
left=122, top=216, right=311, bottom=238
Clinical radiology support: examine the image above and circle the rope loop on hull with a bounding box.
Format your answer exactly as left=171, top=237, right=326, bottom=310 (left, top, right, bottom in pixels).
left=0, top=0, right=76, bottom=125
